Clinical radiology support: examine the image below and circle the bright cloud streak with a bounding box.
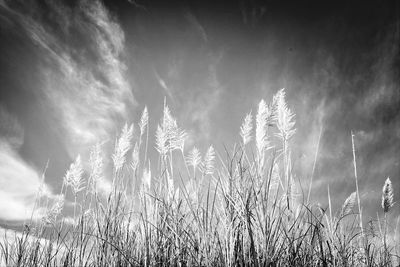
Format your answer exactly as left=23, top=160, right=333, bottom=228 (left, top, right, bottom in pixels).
left=0, top=107, right=50, bottom=221
left=1, top=0, right=135, bottom=157
left=0, top=141, right=51, bottom=221
left=0, top=0, right=135, bottom=221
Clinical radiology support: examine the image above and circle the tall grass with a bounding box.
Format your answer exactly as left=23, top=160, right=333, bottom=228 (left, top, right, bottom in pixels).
left=0, top=89, right=398, bottom=266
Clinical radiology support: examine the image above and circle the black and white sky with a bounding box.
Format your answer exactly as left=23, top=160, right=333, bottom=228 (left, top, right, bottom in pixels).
left=0, top=0, right=399, bottom=224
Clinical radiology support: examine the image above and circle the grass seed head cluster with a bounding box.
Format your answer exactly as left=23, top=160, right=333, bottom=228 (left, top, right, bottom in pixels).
left=0, top=89, right=398, bottom=266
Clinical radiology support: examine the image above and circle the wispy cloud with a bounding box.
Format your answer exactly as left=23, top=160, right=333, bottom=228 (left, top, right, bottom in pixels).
left=1, top=0, right=135, bottom=157
left=0, top=106, right=24, bottom=150
left=184, top=11, right=208, bottom=43
left=183, top=58, right=223, bottom=143
left=148, top=49, right=224, bottom=146
left=0, top=106, right=51, bottom=221
left=290, top=25, right=400, bottom=215
left=172, top=52, right=224, bottom=146
left=0, top=0, right=135, bottom=220
left=154, top=69, right=174, bottom=101
left=0, top=141, right=51, bottom=221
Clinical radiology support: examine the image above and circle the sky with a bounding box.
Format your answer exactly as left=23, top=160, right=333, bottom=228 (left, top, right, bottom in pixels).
left=0, top=0, right=399, bottom=226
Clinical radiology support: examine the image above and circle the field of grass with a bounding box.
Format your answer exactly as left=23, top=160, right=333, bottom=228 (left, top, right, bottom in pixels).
left=0, top=89, right=398, bottom=266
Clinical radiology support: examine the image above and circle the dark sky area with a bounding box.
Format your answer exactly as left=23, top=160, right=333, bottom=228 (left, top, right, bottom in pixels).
left=0, top=0, right=399, bottom=226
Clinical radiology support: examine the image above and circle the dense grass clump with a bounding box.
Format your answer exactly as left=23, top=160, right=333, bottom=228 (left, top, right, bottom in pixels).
left=0, top=89, right=398, bottom=266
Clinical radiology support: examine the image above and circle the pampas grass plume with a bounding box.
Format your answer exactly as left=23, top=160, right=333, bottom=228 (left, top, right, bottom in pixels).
left=201, top=145, right=215, bottom=175
left=155, top=124, right=167, bottom=155
left=112, top=123, right=134, bottom=170
left=131, top=142, right=139, bottom=171
left=382, top=177, right=394, bottom=213
left=187, top=146, right=201, bottom=171
left=274, top=88, right=296, bottom=141
left=139, top=106, right=148, bottom=137
left=240, top=111, right=253, bottom=145
left=43, top=195, right=64, bottom=225
left=64, top=155, right=85, bottom=194
left=256, top=99, right=269, bottom=156
left=89, top=143, right=103, bottom=193
left=340, top=191, right=356, bottom=217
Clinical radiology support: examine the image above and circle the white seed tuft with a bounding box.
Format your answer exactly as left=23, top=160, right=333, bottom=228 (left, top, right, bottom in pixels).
left=382, top=177, right=394, bottom=213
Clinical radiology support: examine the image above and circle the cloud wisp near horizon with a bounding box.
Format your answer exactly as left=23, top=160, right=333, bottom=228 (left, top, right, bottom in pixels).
left=0, top=0, right=399, bottom=225
left=0, top=0, right=135, bottom=221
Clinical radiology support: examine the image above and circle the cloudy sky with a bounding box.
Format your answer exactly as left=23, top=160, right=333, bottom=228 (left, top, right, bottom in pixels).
left=0, top=0, right=399, bottom=226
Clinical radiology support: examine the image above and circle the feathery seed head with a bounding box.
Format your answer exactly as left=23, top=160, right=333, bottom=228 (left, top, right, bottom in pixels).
left=112, top=123, right=134, bottom=170
left=142, top=164, right=151, bottom=191
left=155, top=124, right=168, bottom=155
left=131, top=142, right=139, bottom=171
left=274, top=89, right=296, bottom=141
left=162, top=104, right=178, bottom=143
left=89, top=143, right=103, bottom=193
left=256, top=99, right=270, bottom=156
left=43, top=194, right=64, bottom=225
left=240, top=111, right=253, bottom=145
left=163, top=104, right=175, bottom=129
left=272, top=89, right=285, bottom=117
left=187, top=146, right=202, bottom=171
left=270, top=163, right=281, bottom=190
left=64, top=155, right=85, bottom=195
left=340, top=192, right=356, bottom=217
left=156, top=103, right=187, bottom=154
left=170, top=129, right=187, bottom=151
left=139, top=106, right=148, bottom=137
left=201, top=145, right=215, bottom=175
left=163, top=104, right=187, bottom=152
left=382, top=177, right=394, bottom=213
